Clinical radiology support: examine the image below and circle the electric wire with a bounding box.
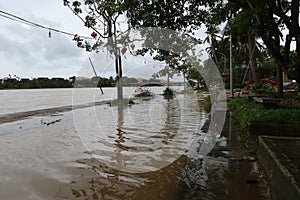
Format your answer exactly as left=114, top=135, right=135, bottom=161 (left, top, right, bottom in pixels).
left=0, top=9, right=93, bottom=40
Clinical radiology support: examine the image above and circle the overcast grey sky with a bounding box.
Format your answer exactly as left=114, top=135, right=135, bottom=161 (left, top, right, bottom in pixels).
left=0, top=0, right=209, bottom=81
left=0, top=0, right=172, bottom=80
left=0, top=0, right=94, bottom=79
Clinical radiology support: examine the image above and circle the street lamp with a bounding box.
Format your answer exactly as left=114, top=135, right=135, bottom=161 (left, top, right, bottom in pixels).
left=221, top=19, right=234, bottom=98
left=229, top=34, right=233, bottom=98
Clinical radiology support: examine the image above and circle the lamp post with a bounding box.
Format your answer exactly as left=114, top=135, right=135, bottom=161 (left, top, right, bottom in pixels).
left=229, top=34, right=233, bottom=98
left=221, top=19, right=234, bottom=98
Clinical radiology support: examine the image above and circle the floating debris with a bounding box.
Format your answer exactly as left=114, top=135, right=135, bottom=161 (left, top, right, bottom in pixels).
left=46, top=119, right=62, bottom=126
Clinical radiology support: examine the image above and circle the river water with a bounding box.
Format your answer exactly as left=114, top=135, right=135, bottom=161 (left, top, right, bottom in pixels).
left=0, top=87, right=270, bottom=199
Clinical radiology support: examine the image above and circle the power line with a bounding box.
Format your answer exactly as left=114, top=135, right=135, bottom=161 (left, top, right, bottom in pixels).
left=0, top=9, right=93, bottom=40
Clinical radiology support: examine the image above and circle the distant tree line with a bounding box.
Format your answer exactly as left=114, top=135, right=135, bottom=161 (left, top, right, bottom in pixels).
left=0, top=77, right=73, bottom=89
left=0, top=75, right=163, bottom=89
left=74, top=76, right=116, bottom=88
left=74, top=76, right=160, bottom=87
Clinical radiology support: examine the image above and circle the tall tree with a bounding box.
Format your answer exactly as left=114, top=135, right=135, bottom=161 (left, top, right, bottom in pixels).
left=207, top=0, right=300, bottom=97
left=126, top=0, right=209, bottom=85
left=63, top=0, right=134, bottom=99
left=127, top=0, right=208, bottom=32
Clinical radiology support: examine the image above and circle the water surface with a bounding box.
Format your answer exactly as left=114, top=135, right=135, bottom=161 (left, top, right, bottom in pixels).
left=0, top=87, right=270, bottom=199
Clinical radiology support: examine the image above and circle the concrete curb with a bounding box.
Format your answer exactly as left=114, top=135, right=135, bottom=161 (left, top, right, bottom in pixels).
left=257, top=136, right=300, bottom=200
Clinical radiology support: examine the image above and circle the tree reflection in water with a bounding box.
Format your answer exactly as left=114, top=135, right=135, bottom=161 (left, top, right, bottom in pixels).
left=64, top=95, right=201, bottom=199
left=60, top=92, right=230, bottom=199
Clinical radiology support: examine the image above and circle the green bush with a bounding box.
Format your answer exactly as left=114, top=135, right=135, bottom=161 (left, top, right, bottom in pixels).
left=107, top=98, right=135, bottom=106
left=249, top=82, right=275, bottom=95
left=163, top=87, right=174, bottom=96
left=229, top=97, right=300, bottom=129
left=296, top=84, right=300, bottom=92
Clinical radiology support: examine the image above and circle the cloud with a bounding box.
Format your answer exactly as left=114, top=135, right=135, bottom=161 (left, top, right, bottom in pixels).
left=0, top=0, right=92, bottom=78
left=43, top=33, right=83, bottom=60
left=78, top=51, right=166, bottom=79
left=0, top=33, right=31, bottom=58
left=0, top=21, right=88, bottom=78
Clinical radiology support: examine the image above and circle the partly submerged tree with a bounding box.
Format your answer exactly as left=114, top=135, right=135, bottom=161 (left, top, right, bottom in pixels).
left=64, top=0, right=207, bottom=98
left=63, top=0, right=135, bottom=99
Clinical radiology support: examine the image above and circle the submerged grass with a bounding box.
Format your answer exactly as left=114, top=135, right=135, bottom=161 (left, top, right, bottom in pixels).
left=229, top=97, right=300, bottom=129
left=107, top=98, right=135, bottom=106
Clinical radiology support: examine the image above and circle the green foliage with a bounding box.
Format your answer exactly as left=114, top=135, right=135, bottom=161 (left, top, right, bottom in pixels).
left=64, top=0, right=131, bottom=52
left=122, top=76, right=138, bottom=86
left=288, top=51, right=300, bottom=73
left=98, top=76, right=116, bottom=87
left=108, top=98, right=135, bottom=106
left=259, top=60, right=277, bottom=79
left=152, top=66, right=177, bottom=79
left=127, top=0, right=207, bottom=32
left=260, top=60, right=277, bottom=71
left=229, top=97, right=300, bottom=129
left=186, top=67, right=206, bottom=90
left=283, top=92, right=300, bottom=100
left=125, top=1, right=206, bottom=82
left=163, top=87, right=174, bottom=96
left=205, top=0, right=300, bottom=84
left=296, top=84, right=300, bottom=92
left=0, top=77, right=73, bottom=89
left=249, top=82, right=275, bottom=96
left=75, top=76, right=115, bottom=87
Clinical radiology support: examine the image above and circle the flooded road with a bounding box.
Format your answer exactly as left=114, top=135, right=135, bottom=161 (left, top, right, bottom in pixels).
left=0, top=88, right=270, bottom=199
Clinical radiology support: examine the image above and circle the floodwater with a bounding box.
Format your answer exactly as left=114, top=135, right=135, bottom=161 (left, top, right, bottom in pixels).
left=0, top=87, right=146, bottom=116
left=0, top=87, right=270, bottom=199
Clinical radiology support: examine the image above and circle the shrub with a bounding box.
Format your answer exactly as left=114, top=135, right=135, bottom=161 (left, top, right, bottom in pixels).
left=229, top=97, right=300, bottom=129
left=134, top=87, right=153, bottom=97
left=249, top=82, right=275, bottom=96
left=107, top=98, right=135, bottom=106
left=163, top=87, right=174, bottom=96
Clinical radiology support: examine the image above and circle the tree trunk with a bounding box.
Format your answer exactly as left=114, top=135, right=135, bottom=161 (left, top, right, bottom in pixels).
left=108, top=17, right=123, bottom=100
left=117, top=49, right=123, bottom=100
left=296, top=27, right=300, bottom=87
left=248, top=35, right=259, bottom=83
left=114, top=48, right=123, bottom=100
left=183, top=71, right=186, bottom=90
left=277, top=63, right=283, bottom=98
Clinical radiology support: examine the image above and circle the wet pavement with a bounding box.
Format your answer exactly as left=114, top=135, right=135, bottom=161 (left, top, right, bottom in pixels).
left=188, top=114, right=271, bottom=200
left=258, top=136, right=300, bottom=200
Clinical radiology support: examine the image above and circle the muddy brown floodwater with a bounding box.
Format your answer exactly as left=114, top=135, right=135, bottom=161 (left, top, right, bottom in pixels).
left=55, top=115, right=271, bottom=200
left=0, top=89, right=271, bottom=200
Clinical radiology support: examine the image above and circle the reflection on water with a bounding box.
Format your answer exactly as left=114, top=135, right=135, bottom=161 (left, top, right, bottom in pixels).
left=0, top=89, right=270, bottom=200
left=73, top=92, right=203, bottom=173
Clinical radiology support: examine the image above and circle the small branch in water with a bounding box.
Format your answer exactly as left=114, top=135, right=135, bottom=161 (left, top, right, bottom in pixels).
left=89, top=57, right=104, bottom=94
